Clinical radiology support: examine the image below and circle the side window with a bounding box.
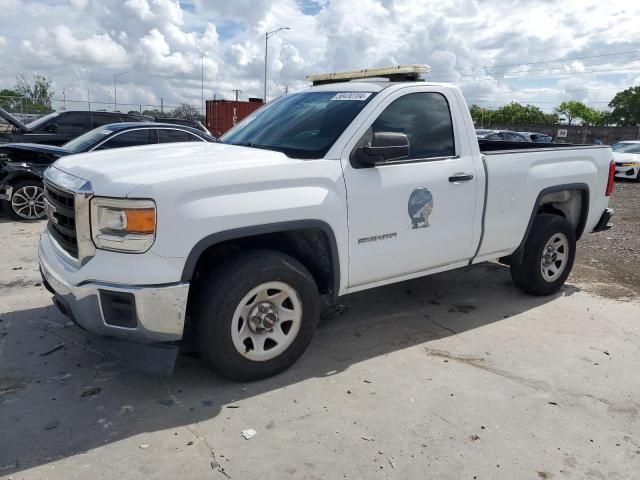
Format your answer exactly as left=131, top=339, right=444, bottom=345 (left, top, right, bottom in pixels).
left=485, top=133, right=502, bottom=140
left=368, top=92, right=455, bottom=160
left=97, top=129, right=154, bottom=150
left=158, top=129, right=202, bottom=143
left=92, top=114, right=120, bottom=128
left=504, top=133, right=524, bottom=142
left=55, top=113, right=90, bottom=135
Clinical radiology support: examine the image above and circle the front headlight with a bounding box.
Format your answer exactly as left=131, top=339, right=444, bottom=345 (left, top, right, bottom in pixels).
left=90, top=197, right=156, bottom=253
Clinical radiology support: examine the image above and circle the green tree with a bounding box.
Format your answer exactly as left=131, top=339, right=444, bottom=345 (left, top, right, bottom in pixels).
left=171, top=103, right=202, bottom=120
left=607, top=86, right=640, bottom=126
left=488, top=102, right=558, bottom=125
left=469, top=104, right=494, bottom=127
left=0, top=88, right=20, bottom=111
left=141, top=109, right=164, bottom=118
left=555, top=101, right=607, bottom=126
left=14, top=74, right=54, bottom=114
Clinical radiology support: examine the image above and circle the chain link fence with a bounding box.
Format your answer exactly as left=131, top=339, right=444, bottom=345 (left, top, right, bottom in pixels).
left=0, top=95, right=203, bottom=123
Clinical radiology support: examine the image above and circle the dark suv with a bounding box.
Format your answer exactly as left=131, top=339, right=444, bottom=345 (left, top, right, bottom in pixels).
left=0, top=107, right=148, bottom=146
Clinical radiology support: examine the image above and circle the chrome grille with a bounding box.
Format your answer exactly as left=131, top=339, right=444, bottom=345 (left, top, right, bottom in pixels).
left=44, top=180, right=78, bottom=258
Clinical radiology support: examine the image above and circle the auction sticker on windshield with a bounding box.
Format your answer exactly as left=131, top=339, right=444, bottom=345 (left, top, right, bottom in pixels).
left=331, top=92, right=372, bottom=101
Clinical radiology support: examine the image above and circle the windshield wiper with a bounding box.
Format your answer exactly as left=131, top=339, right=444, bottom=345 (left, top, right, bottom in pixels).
left=230, top=141, right=278, bottom=152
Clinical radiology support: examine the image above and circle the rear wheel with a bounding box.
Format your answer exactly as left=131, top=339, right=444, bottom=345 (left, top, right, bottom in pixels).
left=4, top=180, right=46, bottom=221
left=510, top=214, right=576, bottom=296
left=193, top=250, right=321, bottom=381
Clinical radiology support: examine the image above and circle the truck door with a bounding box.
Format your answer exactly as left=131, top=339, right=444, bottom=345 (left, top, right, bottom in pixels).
left=341, top=88, right=479, bottom=288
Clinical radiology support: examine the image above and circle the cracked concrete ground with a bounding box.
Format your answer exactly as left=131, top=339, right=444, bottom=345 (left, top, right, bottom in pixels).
left=1, top=215, right=639, bottom=480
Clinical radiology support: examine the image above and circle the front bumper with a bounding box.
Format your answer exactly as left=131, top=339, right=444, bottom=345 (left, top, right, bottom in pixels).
left=614, top=165, right=639, bottom=178
left=39, top=232, right=190, bottom=343
left=0, top=183, right=12, bottom=201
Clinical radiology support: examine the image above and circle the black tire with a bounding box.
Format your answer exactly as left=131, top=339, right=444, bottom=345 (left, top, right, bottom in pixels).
left=193, top=250, right=321, bottom=382
left=510, top=214, right=576, bottom=296
left=3, top=180, right=46, bottom=221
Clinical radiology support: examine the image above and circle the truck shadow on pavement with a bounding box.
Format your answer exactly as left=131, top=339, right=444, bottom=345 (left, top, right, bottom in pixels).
left=0, top=262, right=579, bottom=474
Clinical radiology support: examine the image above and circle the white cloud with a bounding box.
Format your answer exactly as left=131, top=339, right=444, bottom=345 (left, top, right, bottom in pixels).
left=22, top=26, right=129, bottom=68
left=0, top=0, right=638, bottom=112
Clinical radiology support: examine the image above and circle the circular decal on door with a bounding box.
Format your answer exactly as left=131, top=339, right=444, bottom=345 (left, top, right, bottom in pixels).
left=408, top=187, right=434, bottom=229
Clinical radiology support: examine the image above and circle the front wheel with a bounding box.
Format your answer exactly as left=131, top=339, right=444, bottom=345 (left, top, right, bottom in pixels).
left=510, top=214, right=576, bottom=296
left=4, top=180, right=46, bottom=221
left=193, top=250, right=321, bottom=381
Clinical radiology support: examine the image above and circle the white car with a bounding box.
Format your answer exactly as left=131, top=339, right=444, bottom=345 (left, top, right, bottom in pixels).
left=38, top=65, right=615, bottom=381
left=612, top=141, right=640, bottom=181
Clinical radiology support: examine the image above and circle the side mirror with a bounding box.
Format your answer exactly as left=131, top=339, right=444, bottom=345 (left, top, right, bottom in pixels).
left=357, top=132, right=410, bottom=166
left=45, top=123, right=58, bottom=134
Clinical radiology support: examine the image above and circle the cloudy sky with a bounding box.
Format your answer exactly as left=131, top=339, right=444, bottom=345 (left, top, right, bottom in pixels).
left=1, top=0, right=640, bottom=114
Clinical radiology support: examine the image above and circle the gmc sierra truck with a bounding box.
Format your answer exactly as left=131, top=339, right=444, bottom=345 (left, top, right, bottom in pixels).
left=38, top=65, right=615, bottom=381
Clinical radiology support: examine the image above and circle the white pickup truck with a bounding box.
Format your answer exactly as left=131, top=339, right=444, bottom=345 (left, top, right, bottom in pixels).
left=38, top=65, right=615, bottom=381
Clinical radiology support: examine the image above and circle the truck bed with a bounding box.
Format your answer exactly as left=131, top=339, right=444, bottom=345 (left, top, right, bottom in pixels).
left=473, top=143, right=612, bottom=264
left=478, top=139, right=599, bottom=153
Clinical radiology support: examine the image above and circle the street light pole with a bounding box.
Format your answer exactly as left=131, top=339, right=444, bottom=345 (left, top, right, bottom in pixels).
left=201, top=50, right=205, bottom=116
left=264, top=27, right=289, bottom=103
left=114, top=71, right=128, bottom=111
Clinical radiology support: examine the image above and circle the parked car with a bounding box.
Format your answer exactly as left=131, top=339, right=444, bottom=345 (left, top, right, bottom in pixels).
left=0, top=107, right=150, bottom=146
left=611, top=140, right=640, bottom=181
left=475, top=129, right=532, bottom=142
left=519, top=132, right=553, bottom=143
left=0, top=122, right=216, bottom=220
left=39, top=65, right=614, bottom=381
left=154, top=117, right=209, bottom=133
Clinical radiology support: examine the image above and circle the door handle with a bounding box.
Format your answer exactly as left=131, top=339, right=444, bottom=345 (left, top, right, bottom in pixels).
left=449, top=173, right=474, bottom=183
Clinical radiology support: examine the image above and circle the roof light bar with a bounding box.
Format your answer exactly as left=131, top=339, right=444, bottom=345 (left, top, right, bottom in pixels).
left=307, top=64, right=431, bottom=86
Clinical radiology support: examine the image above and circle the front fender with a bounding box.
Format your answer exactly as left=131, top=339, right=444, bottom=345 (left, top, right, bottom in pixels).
left=1, top=164, right=46, bottom=186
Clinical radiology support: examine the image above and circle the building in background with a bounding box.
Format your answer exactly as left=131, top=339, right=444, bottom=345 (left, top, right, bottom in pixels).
left=206, top=98, right=264, bottom=137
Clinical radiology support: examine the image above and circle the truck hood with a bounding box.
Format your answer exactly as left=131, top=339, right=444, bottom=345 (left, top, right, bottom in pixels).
left=0, top=143, right=71, bottom=156
left=0, top=106, right=29, bottom=131
left=52, top=142, right=297, bottom=197
left=612, top=152, right=640, bottom=163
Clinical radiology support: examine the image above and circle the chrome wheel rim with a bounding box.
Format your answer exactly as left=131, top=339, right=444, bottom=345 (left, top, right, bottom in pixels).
left=11, top=185, right=46, bottom=220
left=540, top=233, right=569, bottom=282
left=231, top=281, right=302, bottom=362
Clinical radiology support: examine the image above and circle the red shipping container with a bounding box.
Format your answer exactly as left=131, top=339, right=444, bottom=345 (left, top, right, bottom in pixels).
left=206, top=99, right=264, bottom=137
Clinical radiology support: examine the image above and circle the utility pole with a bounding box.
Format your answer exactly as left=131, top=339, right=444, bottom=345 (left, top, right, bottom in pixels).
left=160, top=97, right=164, bottom=114
left=232, top=89, right=241, bottom=101
left=87, top=89, right=91, bottom=111
left=264, top=27, right=290, bottom=103
left=200, top=50, right=205, bottom=116
left=113, top=71, right=128, bottom=111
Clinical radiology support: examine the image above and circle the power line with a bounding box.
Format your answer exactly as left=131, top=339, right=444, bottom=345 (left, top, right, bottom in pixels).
left=428, top=48, right=640, bottom=74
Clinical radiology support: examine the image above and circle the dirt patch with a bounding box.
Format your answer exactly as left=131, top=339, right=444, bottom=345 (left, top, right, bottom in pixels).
left=571, top=180, right=640, bottom=299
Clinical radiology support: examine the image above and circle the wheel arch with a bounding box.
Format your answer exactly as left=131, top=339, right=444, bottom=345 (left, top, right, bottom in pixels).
left=4, top=171, right=43, bottom=188
left=511, top=183, right=589, bottom=262
left=181, top=220, right=341, bottom=303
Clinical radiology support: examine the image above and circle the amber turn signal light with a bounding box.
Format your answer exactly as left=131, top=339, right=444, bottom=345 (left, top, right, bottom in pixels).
left=125, top=208, right=156, bottom=233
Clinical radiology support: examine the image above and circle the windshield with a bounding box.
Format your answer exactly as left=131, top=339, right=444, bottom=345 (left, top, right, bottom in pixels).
left=612, top=142, right=640, bottom=154
left=26, top=112, right=60, bottom=130
left=221, top=91, right=376, bottom=159
left=62, top=126, right=115, bottom=153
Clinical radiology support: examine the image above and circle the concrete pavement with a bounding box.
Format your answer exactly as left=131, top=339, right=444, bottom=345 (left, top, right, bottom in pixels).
left=1, top=218, right=639, bottom=479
